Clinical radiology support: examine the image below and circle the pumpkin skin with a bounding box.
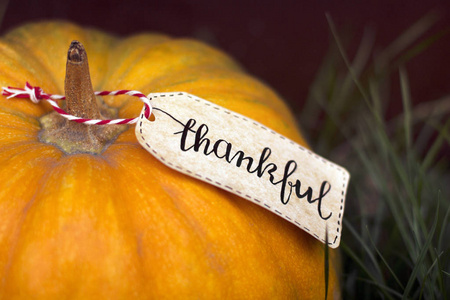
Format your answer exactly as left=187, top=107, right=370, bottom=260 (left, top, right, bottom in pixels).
left=0, top=21, right=340, bottom=299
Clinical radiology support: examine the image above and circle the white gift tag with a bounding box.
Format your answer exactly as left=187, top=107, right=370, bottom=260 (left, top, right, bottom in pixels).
left=136, top=92, right=349, bottom=248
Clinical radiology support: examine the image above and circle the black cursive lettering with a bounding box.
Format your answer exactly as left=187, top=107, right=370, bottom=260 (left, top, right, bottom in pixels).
left=176, top=118, right=332, bottom=220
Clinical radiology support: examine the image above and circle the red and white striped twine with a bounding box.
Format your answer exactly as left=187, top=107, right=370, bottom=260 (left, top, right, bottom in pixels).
left=1, top=82, right=152, bottom=125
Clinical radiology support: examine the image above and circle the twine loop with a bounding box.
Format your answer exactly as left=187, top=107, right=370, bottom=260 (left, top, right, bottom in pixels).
left=1, top=82, right=152, bottom=125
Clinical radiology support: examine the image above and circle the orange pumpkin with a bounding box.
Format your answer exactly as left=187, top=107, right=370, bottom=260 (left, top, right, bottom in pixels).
left=0, top=21, right=340, bottom=299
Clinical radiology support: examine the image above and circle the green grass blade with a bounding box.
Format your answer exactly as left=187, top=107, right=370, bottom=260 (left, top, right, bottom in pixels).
left=375, top=12, right=439, bottom=68
left=326, top=14, right=371, bottom=106
left=436, top=195, right=450, bottom=298
left=366, top=226, right=405, bottom=290
left=437, top=199, right=450, bottom=255
left=419, top=251, right=444, bottom=299
left=393, top=29, right=449, bottom=72
left=422, top=119, right=450, bottom=170
left=324, top=227, right=329, bottom=300
left=399, top=67, right=412, bottom=154
left=355, top=277, right=405, bottom=298
left=401, top=202, right=440, bottom=299
left=341, top=242, right=395, bottom=300
left=344, top=221, right=385, bottom=284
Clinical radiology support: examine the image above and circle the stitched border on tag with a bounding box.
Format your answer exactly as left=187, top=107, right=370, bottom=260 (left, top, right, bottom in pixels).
left=137, top=92, right=348, bottom=246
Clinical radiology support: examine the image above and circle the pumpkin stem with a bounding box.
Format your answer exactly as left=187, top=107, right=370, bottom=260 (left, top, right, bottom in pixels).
left=65, top=40, right=102, bottom=120
left=39, top=40, right=127, bottom=154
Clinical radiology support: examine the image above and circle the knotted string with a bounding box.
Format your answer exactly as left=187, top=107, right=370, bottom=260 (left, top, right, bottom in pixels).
left=1, top=82, right=152, bottom=125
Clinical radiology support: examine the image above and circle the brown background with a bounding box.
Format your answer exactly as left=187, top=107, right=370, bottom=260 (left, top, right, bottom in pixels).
left=1, top=0, right=449, bottom=116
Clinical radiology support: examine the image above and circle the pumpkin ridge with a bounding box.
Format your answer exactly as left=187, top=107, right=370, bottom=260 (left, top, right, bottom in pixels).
left=0, top=41, right=61, bottom=95
left=96, top=155, right=150, bottom=294
left=0, top=147, right=60, bottom=295
left=0, top=110, right=41, bottom=130
left=98, top=33, right=170, bottom=90
left=0, top=142, right=48, bottom=163
left=0, top=131, right=38, bottom=147
left=2, top=155, right=128, bottom=294
left=4, top=21, right=97, bottom=92
left=0, top=128, right=36, bottom=137
left=101, top=38, right=243, bottom=95
left=1, top=40, right=62, bottom=94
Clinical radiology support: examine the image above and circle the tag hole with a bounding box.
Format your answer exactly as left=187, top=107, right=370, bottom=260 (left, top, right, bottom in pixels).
left=149, top=114, right=156, bottom=122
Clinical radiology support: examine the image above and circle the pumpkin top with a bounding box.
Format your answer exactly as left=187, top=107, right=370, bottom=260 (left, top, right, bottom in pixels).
left=1, top=21, right=305, bottom=148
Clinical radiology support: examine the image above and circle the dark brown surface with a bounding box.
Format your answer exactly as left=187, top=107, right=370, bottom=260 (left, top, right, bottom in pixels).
left=1, top=0, right=449, bottom=116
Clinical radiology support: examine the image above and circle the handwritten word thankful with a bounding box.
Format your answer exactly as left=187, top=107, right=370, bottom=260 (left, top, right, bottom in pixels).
left=177, top=118, right=332, bottom=220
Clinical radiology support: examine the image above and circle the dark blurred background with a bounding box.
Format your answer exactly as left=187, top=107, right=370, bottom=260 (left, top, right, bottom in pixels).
left=1, top=0, right=449, bottom=116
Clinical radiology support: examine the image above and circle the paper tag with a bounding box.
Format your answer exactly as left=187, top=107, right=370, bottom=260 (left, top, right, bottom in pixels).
left=136, top=92, right=349, bottom=248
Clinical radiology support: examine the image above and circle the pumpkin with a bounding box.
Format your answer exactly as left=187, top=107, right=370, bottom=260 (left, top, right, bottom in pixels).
left=0, top=21, right=340, bottom=299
